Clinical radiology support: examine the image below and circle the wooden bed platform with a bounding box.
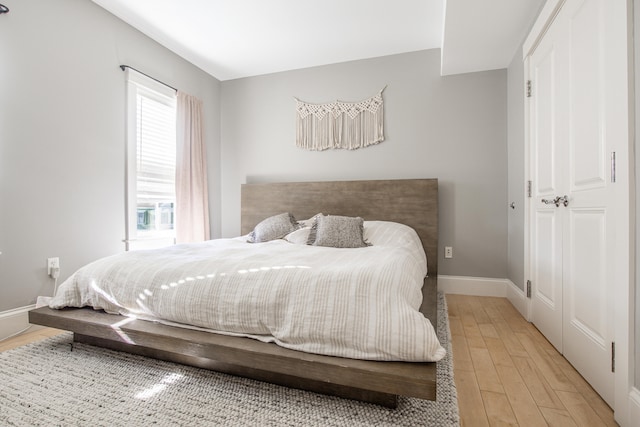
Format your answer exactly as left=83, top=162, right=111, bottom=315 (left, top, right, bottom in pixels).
left=29, top=179, right=440, bottom=408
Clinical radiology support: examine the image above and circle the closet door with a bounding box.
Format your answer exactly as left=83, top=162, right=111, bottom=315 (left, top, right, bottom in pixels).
left=529, top=0, right=616, bottom=406
left=561, top=0, right=614, bottom=405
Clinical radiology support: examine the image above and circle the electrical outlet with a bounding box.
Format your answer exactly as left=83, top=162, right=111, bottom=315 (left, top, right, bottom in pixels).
left=444, top=247, right=453, bottom=259
left=47, top=257, right=59, bottom=276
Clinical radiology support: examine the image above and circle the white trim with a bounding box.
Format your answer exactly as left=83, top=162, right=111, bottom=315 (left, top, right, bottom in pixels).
left=506, top=279, right=530, bottom=321
left=125, top=67, right=176, bottom=100
left=523, top=53, right=533, bottom=327
left=0, top=305, right=37, bottom=341
left=629, top=387, right=640, bottom=426
left=438, top=275, right=508, bottom=297
left=522, top=0, right=566, bottom=58
left=438, top=276, right=531, bottom=319
left=610, top=0, right=633, bottom=423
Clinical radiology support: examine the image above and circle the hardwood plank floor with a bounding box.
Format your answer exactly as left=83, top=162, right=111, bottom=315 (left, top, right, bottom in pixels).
left=0, top=295, right=619, bottom=426
left=0, top=326, right=63, bottom=352
left=447, top=294, right=618, bottom=427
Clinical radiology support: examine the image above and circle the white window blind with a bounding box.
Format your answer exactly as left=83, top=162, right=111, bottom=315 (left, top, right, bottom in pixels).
left=125, top=69, right=177, bottom=251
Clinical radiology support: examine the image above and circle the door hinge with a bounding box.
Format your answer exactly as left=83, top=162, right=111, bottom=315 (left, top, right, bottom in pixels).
left=611, top=342, right=615, bottom=372
left=527, top=181, right=532, bottom=198
left=610, top=152, right=616, bottom=183
left=526, top=280, right=532, bottom=298
left=526, top=80, right=532, bottom=98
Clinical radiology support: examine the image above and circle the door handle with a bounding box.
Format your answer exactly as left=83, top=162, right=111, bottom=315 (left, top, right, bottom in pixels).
left=541, top=195, right=569, bottom=207
left=541, top=197, right=561, bottom=207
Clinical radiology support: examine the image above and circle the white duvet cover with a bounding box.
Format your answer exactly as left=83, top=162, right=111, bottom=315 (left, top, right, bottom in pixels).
left=50, top=221, right=445, bottom=362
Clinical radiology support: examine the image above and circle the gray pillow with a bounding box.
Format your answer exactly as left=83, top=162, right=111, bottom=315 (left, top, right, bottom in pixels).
left=247, top=212, right=299, bottom=243
left=308, top=215, right=370, bottom=248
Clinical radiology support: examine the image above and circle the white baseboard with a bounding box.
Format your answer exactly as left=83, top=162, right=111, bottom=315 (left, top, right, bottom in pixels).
left=438, top=276, right=530, bottom=320
left=0, top=305, right=37, bottom=341
left=506, top=280, right=529, bottom=320
left=628, top=387, right=640, bottom=427
left=438, top=275, right=509, bottom=297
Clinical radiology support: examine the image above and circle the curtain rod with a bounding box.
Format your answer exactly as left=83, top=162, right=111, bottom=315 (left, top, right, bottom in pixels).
left=119, top=65, right=177, bottom=93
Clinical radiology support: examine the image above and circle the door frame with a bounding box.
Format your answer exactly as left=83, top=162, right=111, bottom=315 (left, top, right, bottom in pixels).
left=522, top=0, right=634, bottom=425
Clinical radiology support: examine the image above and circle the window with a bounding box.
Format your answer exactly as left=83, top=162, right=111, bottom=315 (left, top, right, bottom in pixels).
left=125, top=69, right=177, bottom=250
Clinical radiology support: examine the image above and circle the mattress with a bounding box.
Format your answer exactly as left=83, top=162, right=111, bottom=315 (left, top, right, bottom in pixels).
left=50, top=221, right=445, bottom=362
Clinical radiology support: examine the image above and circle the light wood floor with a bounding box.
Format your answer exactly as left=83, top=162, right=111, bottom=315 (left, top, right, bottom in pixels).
left=447, top=294, right=618, bottom=427
left=0, top=296, right=619, bottom=426
left=0, top=326, right=64, bottom=352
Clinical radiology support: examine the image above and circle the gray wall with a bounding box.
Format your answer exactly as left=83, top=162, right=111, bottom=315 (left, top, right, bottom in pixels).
left=506, top=49, right=526, bottom=291
left=0, top=0, right=221, bottom=312
left=220, top=49, right=508, bottom=278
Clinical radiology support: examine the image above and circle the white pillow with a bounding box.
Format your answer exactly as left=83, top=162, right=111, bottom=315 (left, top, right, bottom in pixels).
left=284, top=227, right=312, bottom=245
left=284, top=214, right=322, bottom=244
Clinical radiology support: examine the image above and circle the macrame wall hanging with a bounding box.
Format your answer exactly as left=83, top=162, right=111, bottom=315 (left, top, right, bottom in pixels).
left=295, top=87, right=385, bottom=150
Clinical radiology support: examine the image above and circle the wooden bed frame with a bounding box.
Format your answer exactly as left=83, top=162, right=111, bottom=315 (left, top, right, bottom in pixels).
left=29, top=178, right=439, bottom=408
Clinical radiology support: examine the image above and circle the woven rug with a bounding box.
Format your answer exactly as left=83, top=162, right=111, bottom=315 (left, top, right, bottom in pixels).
left=0, top=292, right=459, bottom=426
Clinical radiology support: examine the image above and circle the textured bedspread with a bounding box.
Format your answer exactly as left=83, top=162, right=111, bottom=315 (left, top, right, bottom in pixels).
left=50, top=223, right=445, bottom=362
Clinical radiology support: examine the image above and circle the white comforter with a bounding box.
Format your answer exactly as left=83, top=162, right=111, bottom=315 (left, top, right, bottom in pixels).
left=50, top=221, right=445, bottom=362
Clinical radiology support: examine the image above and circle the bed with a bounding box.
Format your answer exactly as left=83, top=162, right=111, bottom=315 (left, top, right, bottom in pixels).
left=29, top=178, right=440, bottom=408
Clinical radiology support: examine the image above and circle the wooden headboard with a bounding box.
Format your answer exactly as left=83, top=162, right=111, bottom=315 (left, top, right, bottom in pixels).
left=241, top=179, right=439, bottom=275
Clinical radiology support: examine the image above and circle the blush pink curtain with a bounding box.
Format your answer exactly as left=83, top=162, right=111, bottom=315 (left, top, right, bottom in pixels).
left=176, top=92, right=210, bottom=243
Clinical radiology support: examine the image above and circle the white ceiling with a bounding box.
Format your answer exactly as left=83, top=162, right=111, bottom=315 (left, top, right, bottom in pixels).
left=441, top=0, right=544, bottom=75
left=92, top=0, right=544, bottom=81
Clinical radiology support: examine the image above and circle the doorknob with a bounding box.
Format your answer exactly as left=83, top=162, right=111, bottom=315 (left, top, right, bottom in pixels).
left=541, top=197, right=561, bottom=207
left=541, top=196, right=569, bottom=207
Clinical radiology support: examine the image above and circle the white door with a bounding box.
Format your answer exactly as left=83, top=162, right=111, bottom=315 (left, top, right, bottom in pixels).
left=529, top=0, right=617, bottom=406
